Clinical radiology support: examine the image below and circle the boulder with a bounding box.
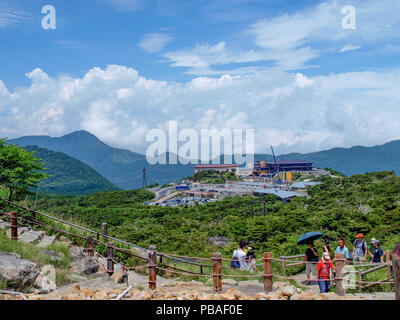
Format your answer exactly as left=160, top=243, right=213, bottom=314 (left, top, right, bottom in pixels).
left=225, top=288, right=245, bottom=299
left=111, top=270, right=128, bottom=284
left=69, top=246, right=86, bottom=262
left=0, top=251, right=39, bottom=289
left=37, top=236, right=56, bottom=248
left=34, top=273, right=56, bottom=294
left=19, top=230, right=44, bottom=244
left=281, top=284, right=297, bottom=297
left=71, top=256, right=99, bottom=275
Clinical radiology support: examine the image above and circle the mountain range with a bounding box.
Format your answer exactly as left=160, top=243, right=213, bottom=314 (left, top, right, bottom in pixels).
left=9, top=131, right=193, bottom=189
left=8, top=131, right=400, bottom=190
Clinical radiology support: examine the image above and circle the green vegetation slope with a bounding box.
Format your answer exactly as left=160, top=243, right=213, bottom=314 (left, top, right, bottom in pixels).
left=24, top=145, right=119, bottom=196
left=29, top=171, right=400, bottom=260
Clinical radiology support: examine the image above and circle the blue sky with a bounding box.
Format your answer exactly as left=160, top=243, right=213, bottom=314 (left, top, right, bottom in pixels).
left=1, top=0, right=400, bottom=155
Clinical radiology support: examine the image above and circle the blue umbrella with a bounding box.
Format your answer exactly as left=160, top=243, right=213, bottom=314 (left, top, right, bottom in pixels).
left=297, top=231, right=324, bottom=245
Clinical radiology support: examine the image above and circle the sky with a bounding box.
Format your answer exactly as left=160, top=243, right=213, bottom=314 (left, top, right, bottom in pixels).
left=0, top=0, right=400, bottom=156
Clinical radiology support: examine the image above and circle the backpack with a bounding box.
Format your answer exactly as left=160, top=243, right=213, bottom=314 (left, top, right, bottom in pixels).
left=354, top=239, right=366, bottom=254
left=246, top=247, right=256, bottom=259
left=230, top=250, right=240, bottom=269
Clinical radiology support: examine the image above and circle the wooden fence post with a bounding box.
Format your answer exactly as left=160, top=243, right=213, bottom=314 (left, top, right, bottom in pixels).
left=281, top=255, right=286, bottom=274
left=335, top=253, right=345, bottom=296
left=264, top=252, right=273, bottom=293
left=212, top=252, right=222, bottom=293
left=148, top=245, right=157, bottom=290
left=358, top=270, right=363, bottom=291
left=86, top=235, right=94, bottom=257
left=10, top=211, right=18, bottom=241
left=107, top=242, right=114, bottom=276
left=102, top=223, right=108, bottom=242
left=392, top=242, right=400, bottom=300
left=385, top=250, right=392, bottom=280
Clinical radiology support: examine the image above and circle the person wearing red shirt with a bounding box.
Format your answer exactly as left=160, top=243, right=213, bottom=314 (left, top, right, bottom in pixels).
left=316, top=252, right=336, bottom=293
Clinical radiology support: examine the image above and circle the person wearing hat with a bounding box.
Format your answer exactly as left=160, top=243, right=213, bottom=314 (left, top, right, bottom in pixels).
left=316, top=252, right=336, bottom=293
left=368, top=238, right=377, bottom=261
left=352, top=233, right=367, bottom=263
left=369, top=239, right=383, bottom=263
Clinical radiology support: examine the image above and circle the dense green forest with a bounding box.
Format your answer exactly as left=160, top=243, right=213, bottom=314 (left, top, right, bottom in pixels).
left=186, top=170, right=241, bottom=184
left=24, top=145, right=119, bottom=195
left=22, top=171, right=400, bottom=260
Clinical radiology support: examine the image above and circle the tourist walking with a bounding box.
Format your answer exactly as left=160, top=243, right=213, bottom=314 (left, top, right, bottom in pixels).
left=369, top=239, right=383, bottom=263
left=316, top=252, right=336, bottom=293
left=352, top=233, right=367, bottom=263
left=231, top=240, right=247, bottom=270
left=335, top=237, right=351, bottom=262
left=304, top=241, right=319, bottom=285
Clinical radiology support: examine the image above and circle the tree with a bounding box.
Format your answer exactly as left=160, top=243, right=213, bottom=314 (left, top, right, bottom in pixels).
left=0, top=139, right=49, bottom=201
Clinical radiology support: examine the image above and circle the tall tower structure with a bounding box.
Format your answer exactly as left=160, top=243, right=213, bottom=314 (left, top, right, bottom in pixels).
left=142, top=167, right=147, bottom=188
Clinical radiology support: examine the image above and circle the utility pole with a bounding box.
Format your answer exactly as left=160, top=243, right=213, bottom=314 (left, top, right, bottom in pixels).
left=142, top=167, right=147, bottom=188
left=34, top=186, right=40, bottom=208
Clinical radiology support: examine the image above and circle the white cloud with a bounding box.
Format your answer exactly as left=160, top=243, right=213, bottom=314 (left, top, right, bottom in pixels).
left=1, top=65, right=400, bottom=155
left=138, top=33, right=174, bottom=53
left=163, top=0, right=400, bottom=75
left=0, top=5, right=25, bottom=27
left=339, top=44, right=361, bottom=53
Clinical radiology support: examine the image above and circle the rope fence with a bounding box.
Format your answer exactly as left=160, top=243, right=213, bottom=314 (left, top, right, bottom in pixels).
left=0, top=198, right=399, bottom=298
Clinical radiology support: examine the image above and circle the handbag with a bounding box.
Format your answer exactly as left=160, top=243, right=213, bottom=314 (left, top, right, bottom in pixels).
left=231, top=258, right=240, bottom=269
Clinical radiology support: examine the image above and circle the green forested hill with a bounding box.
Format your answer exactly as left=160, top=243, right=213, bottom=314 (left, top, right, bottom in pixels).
left=30, top=171, right=400, bottom=259
left=24, top=145, right=120, bottom=195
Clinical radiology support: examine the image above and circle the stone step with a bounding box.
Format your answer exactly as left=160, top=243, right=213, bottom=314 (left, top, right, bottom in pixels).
left=37, top=235, right=56, bottom=248
left=19, top=230, right=45, bottom=244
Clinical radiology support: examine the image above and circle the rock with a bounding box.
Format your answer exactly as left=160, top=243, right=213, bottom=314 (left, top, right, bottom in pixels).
left=225, top=288, right=244, bottom=299
left=37, top=235, right=56, bottom=248
left=67, top=284, right=81, bottom=295
left=222, top=279, right=237, bottom=286
left=111, top=270, right=128, bottom=284
left=48, top=290, right=62, bottom=300
left=94, top=290, right=108, bottom=300
left=281, top=284, right=297, bottom=297
left=19, top=230, right=44, bottom=244
left=34, top=273, right=56, bottom=293
left=129, top=292, right=152, bottom=300
left=208, top=236, right=232, bottom=247
left=80, top=288, right=94, bottom=298
left=0, top=251, right=39, bottom=289
left=28, top=294, right=46, bottom=300
left=221, top=294, right=236, bottom=300
left=265, top=292, right=282, bottom=300
left=299, top=289, right=316, bottom=300
left=67, top=293, right=85, bottom=300
left=71, top=256, right=99, bottom=275
left=290, top=293, right=302, bottom=300
left=69, top=246, right=86, bottom=262
left=272, top=281, right=287, bottom=291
